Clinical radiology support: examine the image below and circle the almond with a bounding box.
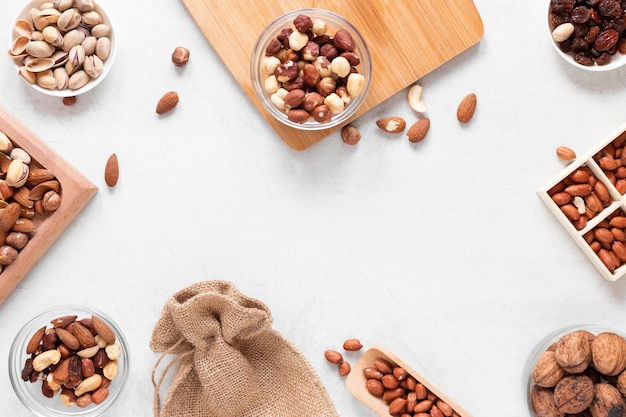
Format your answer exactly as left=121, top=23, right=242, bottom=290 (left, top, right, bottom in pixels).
left=407, top=118, right=430, bottom=143
left=92, top=315, right=116, bottom=345
left=51, top=315, right=78, bottom=328
left=104, top=153, right=119, bottom=187
left=324, top=349, right=343, bottom=364
left=456, top=93, right=477, bottom=123
left=55, top=327, right=80, bottom=351
left=376, top=116, right=406, bottom=133
left=26, top=325, right=46, bottom=354
left=556, top=146, right=576, bottom=161
left=69, top=322, right=97, bottom=349
left=342, top=338, right=363, bottom=351
left=156, top=91, right=179, bottom=115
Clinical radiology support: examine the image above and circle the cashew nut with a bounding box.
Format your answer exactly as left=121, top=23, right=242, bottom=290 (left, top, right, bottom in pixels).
left=74, top=374, right=102, bottom=397
left=408, top=83, right=427, bottom=114
left=33, top=349, right=61, bottom=372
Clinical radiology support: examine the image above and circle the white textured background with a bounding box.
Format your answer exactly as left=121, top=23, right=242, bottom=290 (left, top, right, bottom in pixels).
left=2, top=0, right=626, bottom=416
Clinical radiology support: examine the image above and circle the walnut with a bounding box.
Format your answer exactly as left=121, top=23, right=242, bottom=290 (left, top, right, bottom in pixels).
left=533, top=350, right=567, bottom=388
left=531, top=386, right=563, bottom=417
left=554, top=330, right=593, bottom=374
left=616, top=369, right=626, bottom=397
left=553, top=375, right=595, bottom=414
left=591, top=332, right=626, bottom=376
left=589, top=383, right=626, bottom=417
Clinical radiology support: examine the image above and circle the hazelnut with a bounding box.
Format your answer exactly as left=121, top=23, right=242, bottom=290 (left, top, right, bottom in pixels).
left=341, top=51, right=361, bottom=66
left=333, top=29, right=356, bottom=51
left=312, top=104, right=332, bottom=123
left=301, top=41, right=320, bottom=61
left=171, top=46, right=190, bottom=67
left=302, top=63, right=321, bottom=88
left=313, top=56, right=332, bottom=78
left=284, top=89, right=305, bottom=109
left=42, top=190, right=62, bottom=212
left=275, top=60, right=299, bottom=83
left=317, top=76, right=337, bottom=97
left=0, top=245, right=18, bottom=265
left=282, top=76, right=304, bottom=92
left=265, top=38, right=282, bottom=56
left=302, top=92, right=324, bottom=112
left=293, top=14, right=313, bottom=32
left=277, top=28, right=293, bottom=48
left=287, top=109, right=309, bottom=124
left=341, top=125, right=361, bottom=145
left=320, top=43, right=338, bottom=60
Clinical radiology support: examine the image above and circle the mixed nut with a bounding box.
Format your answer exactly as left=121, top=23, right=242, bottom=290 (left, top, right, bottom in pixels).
left=259, top=13, right=366, bottom=124
left=530, top=328, right=626, bottom=417
left=8, top=0, right=113, bottom=91
left=0, top=129, right=62, bottom=272
left=549, top=0, right=626, bottom=66
left=20, top=314, right=122, bottom=408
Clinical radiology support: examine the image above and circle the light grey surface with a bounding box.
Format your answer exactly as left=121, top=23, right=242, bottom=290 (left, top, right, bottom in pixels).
left=2, top=1, right=626, bottom=416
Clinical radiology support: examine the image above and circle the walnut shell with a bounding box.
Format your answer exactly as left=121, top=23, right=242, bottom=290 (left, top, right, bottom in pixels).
left=616, top=370, right=626, bottom=397
left=531, top=386, right=564, bottom=417
left=589, top=383, right=626, bottom=417
left=591, top=333, right=626, bottom=376
left=554, top=331, right=593, bottom=374
left=553, top=375, right=595, bottom=414
left=533, top=350, right=567, bottom=388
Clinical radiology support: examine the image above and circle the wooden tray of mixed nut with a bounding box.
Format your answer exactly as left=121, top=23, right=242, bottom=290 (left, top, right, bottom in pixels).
left=180, top=0, right=484, bottom=150
left=0, top=106, right=97, bottom=305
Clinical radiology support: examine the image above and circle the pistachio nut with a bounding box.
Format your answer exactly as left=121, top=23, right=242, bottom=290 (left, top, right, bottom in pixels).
left=82, top=36, right=97, bottom=55
left=42, top=26, right=63, bottom=47
left=81, top=10, right=102, bottom=26
left=53, top=67, right=69, bottom=89
left=53, top=0, right=74, bottom=12
left=36, top=70, right=58, bottom=89
left=57, top=8, right=81, bottom=32
left=6, top=159, right=29, bottom=188
left=10, top=148, right=31, bottom=164
left=31, top=31, right=44, bottom=41
left=83, top=55, right=103, bottom=78
left=91, top=24, right=111, bottom=38
left=68, top=70, right=89, bottom=90
left=75, top=0, right=95, bottom=12
left=18, top=67, right=37, bottom=84
left=32, top=15, right=50, bottom=32
left=38, top=8, right=61, bottom=25
left=62, top=29, right=86, bottom=52
left=25, top=40, right=55, bottom=58
left=0, top=132, right=12, bottom=154
left=96, top=37, right=111, bottom=60
left=68, top=45, right=86, bottom=67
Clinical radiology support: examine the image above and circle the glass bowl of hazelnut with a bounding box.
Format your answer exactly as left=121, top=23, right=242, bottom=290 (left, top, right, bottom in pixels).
left=8, top=305, right=129, bottom=417
left=548, top=0, right=626, bottom=71
left=250, top=8, right=372, bottom=130
left=9, top=0, right=116, bottom=97
left=525, top=325, right=626, bottom=417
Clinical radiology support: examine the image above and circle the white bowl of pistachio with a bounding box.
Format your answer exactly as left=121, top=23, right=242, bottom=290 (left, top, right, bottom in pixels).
left=9, top=0, right=116, bottom=97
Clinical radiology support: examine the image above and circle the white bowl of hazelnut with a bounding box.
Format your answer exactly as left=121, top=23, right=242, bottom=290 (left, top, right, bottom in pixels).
left=526, top=325, right=626, bottom=417
left=250, top=9, right=372, bottom=130
left=9, top=0, right=116, bottom=97
left=548, top=0, right=626, bottom=71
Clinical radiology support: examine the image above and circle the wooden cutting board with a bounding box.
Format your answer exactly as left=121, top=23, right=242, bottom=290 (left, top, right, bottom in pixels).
left=181, top=0, right=484, bottom=150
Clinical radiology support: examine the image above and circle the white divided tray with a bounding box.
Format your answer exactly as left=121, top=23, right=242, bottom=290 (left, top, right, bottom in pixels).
left=538, top=122, right=626, bottom=281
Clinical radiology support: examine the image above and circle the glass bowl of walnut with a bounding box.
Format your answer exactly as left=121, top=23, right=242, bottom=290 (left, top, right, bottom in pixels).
left=548, top=0, right=626, bottom=71
left=8, top=305, right=129, bottom=417
left=9, top=0, right=116, bottom=97
left=525, top=325, right=626, bottom=417
left=250, top=8, right=372, bottom=130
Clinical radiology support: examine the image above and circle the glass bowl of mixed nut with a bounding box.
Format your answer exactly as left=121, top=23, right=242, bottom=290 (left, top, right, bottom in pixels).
left=9, top=0, right=116, bottom=97
left=525, top=325, right=626, bottom=417
left=548, top=0, right=626, bottom=71
left=8, top=305, right=129, bottom=417
left=250, top=8, right=372, bottom=130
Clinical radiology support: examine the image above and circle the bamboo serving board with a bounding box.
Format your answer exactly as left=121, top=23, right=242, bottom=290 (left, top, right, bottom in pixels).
left=0, top=106, right=97, bottom=305
left=181, top=0, right=484, bottom=150
left=346, top=345, right=473, bottom=417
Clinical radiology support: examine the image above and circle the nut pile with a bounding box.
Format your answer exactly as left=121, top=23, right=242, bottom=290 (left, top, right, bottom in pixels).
left=547, top=165, right=611, bottom=230
left=0, top=129, right=62, bottom=272
left=530, top=329, right=626, bottom=417
left=9, top=0, right=113, bottom=91
left=363, top=358, right=459, bottom=417
left=594, top=130, right=626, bottom=195
left=260, top=13, right=366, bottom=124
left=20, top=314, right=122, bottom=408
left=583, top=209, right=626, bottom=273
left=549, top=0, right=626, bottom=66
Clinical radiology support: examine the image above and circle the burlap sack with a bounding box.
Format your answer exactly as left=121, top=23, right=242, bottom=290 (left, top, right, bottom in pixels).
left=150, top=280, right=339, bottom=417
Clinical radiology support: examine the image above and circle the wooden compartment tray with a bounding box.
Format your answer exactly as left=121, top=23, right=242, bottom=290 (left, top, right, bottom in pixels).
left=346, top=345, right=472, bottom=417
left=180, top=0, right=484, bottom=150
left=0, top=106, right=97, bottom=305
left=538, top=122, right=626, bottom=281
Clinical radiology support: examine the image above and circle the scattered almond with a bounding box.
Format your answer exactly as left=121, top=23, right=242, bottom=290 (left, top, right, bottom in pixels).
left=556, top=146, right=576, bottom=161
left=156, top=91, right=179, bottom=115
left=376, top=116, right=406, bottom=133
left=407, top=118, right=430, bottom=143
left=104, top=153, right=119, bottom=187
left=456, top=93, right=477, bottom=123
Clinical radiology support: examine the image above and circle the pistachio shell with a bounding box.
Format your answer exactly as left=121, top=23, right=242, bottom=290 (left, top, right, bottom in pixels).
left=8, top=36, right=29, bottom=58
left=32, top=15, right=49, bottom=31
left=82, top=36, right=97, bottom=55
left=24, top=57, right=54, bottom=72
left=53, top=67, right=69, bottom=89
left=26, top=40, right=55, bottom=58
left=81, top=10, right=102, bottom=26
left=83, top=54, right=103, bottom=78
left=91, top=24, right=111, bottom=38
left=14, top=20, right=34, bottom=38
left=57, top=9, right=81, bottom=32
left=62, top=29, right=85, bottom=52
left=31, top=31, right=44, bottom=41
left=96, top=37, right=111, bottom=60
left=38, top=8, right=61, bottom=24
left=68, top=70, right=89, bottom=89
